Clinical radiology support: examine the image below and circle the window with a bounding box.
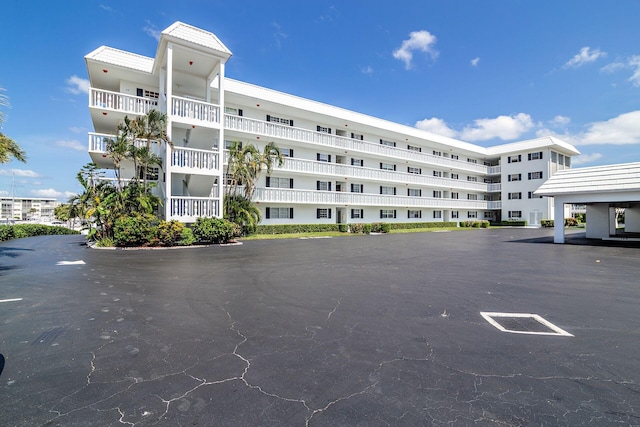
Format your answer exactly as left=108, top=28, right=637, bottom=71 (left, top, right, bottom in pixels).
left=433, top=170, right=442, bottom=177
left=408, top=166, right=422, bottom=174
left=484, top=212, right=492, bottom=219
left=528, top=151, right=543, bottom=161
left=433, top=190, right=442, bottom=198
left=407, top=144, right=421, bottom=152
left=140, top=167, right=159, bottom=181
left=467, top=176, right=478, bottom=182
left=265, top=207, right=293, bottom=219
left=433, top=210, right=442, bottom=219
left=565, top=156, right=571, bottom=167
left=281, top=148, right=294, bottom=158
left=380, top=139, right=396, bottom=147
left=380, top=162, right=396, bottom=171
left=467, top=158, right=478, bottom=164
left=316, top=125, right=332, bottom=134
left=317, top=153, right=331, bottom=162
left=468, top=211, right=478, bottom=218
left=451, top=211, right=459, bottom=219
left=451, top=173, right=459, bottom=179
left=551, top=151, right=557, bottom=162
left=351, top=209, right=364, bottom=219
left=508, top=154, right=522, bottom=163
left=451, top=192, right=459, bottom=199
left=528, top=171, right=543, bottom=180
left=225, top=140, right=241, bottom=150
left=508, top=174, right=522, bottom=182
left=508, top=192, right=522, bottom=200
left=528, top=191, right=543, bottom=199
left=351, top=132, right=364, bottom=140
left=509, top=211, right=522, bottom=219
left=433, top=150, right=442, bottom=156
left=408, top=188, right=422, bottom=197
left=380, top=186, right=396, bottom=195
left=351, top=158, right=364, bottom=167
left=350, top=183, right=363, bottom=193
left=380, top=209, right=396, bottom=219
left=317, top=208, right=332, bottom=219
left=266, top=114, right=293, bottom=126
left=225, top=107, right=243, bottom=116
left=408, top=210, right=422, bottom=218
left=451, top=154, right=459, bottom=160
left=467, top=194, right=478, bottom=200
left=266, top=177, right=293, bottom=188
left=317, top=181, right=332, bottom=191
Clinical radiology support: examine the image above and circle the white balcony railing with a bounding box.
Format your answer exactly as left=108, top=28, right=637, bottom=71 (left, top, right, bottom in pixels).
left=487, top=183, right=502, bottom=192
left=254, top=188, right=489, bottom=210
left=170, top=197, right=219, bottom=222
left=90, top=88, right=158, bottom=115
left=171, top=96, right=220, bottom=125
left=488, top=165, right=502, bottom=175
left=278, top=157, right=488, bottom=192
left=88, top=133, right=162, bottom=155
left=487, top=201, right=502, bottom=209
left=172, top=147, right=219, bottom=173
left=225, top=115, right=490, bottom=174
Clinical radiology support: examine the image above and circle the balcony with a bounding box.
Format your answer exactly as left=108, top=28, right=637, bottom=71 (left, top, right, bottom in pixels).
left=170, top=96, right=220, bottom=127
left=90, top=88, right=158, bottom=116
left=254, top=188, right=489, bottom=210
left=169, top=197, right=219, bottom=222
left=171, top=147, right=220, bottom=175
left=88, top=132, right=163, bottom=167
left=225, top=115, right=490, bottom=174
left=278, top=157, right=489, bottom=192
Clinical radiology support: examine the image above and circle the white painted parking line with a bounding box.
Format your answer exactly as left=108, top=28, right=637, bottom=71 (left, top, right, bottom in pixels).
left=0, top=298, right=23, bottom=303
left=480, top=312, right=574, bottom=337
left=56, top=260, right=86, bottom=265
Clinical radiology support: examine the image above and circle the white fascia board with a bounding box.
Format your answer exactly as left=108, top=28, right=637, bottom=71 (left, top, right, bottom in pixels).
left=485, top=136, right=580, bottom=157
left=85, top=46, right=154, bottom=73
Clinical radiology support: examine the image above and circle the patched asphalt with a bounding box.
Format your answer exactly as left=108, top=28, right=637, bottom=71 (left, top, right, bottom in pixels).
left=1, top=229, right=639, bottom=426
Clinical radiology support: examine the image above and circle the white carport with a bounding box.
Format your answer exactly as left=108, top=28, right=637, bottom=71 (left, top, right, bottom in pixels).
left=534, top=163, right=640, bottom=244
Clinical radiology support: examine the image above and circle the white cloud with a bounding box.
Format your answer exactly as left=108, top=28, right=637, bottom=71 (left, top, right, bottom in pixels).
left=0, top=190, right=8, bottom=196
left=30, top=188, right=75, bottom=199
left=272, top=22, right=287, bottom=48
left=549, top=115, right=571, bottom=127
left=361, top=66, right=373, bottom=75
left=55, top=139, right=85, bottom=151
left=601, top=61, right=626, bottom=74
left=459, top=113, right=534, bottom=141
left=0, top=169, right=41, bottom=178
left=627, top=55, right=640, bottom=87
left=69, top=126, right=87, bottom=134
left=572, top=153, right=603, bottom=165
left=415, top=117, right=458, bottom=138
left=578, top=110, right=640, bottom=145
left=393, top=30, right=438, bottom=70
left=65, top=75, right=90, bottom=95
left=143, top=21, right=161, bottom=41
left=99, top=4, right=115, bottom=13
left=563, top=47, right=606, bottom=69
left=470, top=57, right=480, bottom=67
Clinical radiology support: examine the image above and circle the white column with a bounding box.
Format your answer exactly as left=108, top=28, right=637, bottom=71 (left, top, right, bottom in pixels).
left=216, top=62, right=225, bottom=218
left=553, top=197, right=565, bottom=243
left=609, top=207, right=618, bottom=236
left=164, top=43, right=174, bottom=221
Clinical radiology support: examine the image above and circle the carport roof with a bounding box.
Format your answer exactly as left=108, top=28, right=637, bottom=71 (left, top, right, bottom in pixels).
left=535, top=162, right=640, bottom=196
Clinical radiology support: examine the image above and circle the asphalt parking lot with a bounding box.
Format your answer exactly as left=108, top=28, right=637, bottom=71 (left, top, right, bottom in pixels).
left=1, top=228, right=639, bottom=426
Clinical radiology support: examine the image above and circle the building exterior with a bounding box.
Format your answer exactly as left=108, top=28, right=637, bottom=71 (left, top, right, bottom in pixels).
left=85, top=22, right=580, bottom=227
left=0, top=197, right=59, bottom=222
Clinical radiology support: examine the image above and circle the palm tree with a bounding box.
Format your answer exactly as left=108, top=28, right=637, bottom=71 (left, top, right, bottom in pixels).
left=224, top=194, right=261, bottom=235
left=0, top=133, right=26, bottom=164
left=131, top=109, right=170, bottom=192
left=0, top=88, right=26, bottom=164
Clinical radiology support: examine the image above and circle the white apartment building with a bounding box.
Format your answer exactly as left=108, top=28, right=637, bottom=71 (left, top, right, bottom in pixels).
left=85, top=22, right=579, bottom=227
left=0, top=197, right=59, bottom=222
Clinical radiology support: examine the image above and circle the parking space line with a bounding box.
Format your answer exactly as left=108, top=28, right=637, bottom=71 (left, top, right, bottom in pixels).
left=0, top=298, right=23, bottom=303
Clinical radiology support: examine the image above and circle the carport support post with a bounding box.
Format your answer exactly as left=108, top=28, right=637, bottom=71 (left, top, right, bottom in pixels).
left=553, top=198, right=565, bottom=243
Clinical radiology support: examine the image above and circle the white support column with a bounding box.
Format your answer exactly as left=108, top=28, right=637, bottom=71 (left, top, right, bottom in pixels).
left=216, top=62, right=226, bottom=218
left=164, top=43, right=174, bottom=221
left=553, top=197, right=565, bottom=243
left=609, top=207, right=618, bottom=236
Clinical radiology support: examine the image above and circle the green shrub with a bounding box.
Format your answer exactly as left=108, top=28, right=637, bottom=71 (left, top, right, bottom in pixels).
left=192, top=217, right=235, bottom=244
left=494, top=220, right=527, bottom=227
left=363, top=223, right=372, bottom=234
left=350, top=223, right=364, bottom=234
left=389, top=222, right=458, bottom=230
left=178, top=227, right=196, bottom=246
left=564, top=217, right=578, bottom=227
left=156, top=220, right=185, bottom=246
left=95, top=237, right=115, bottom=247
left=254, top=224, right=340, bottom=234
left=113, top=214, right=157, bottom=247
left=541, top=219, right=554, bottom=228
left=0, top=224, right=78, bottom=242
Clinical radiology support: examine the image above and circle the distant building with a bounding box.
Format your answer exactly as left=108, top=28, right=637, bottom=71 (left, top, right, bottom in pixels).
left=85, top=22, right=580, bottom=226
left=0, top=197, right=60, bottom=222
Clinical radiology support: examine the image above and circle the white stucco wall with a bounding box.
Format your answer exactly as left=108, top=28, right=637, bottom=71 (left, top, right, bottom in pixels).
left=585, top=204, right=610, bottom=239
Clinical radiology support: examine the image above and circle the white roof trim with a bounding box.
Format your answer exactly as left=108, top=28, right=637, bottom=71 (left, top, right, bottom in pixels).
left=535, top=162, right=640, bottom=196
left=161, top=21, right=232, bottom=56
left=85, top=46, right=154, bottom=73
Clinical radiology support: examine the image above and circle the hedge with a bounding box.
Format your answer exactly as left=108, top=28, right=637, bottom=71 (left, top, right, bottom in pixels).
left=0, top=224, right=79, bottom=242
left=388, top=221, right=458, bottom=230
left=492, top=220, right=528, bottom=227
left=458, top=220, right=490, bottom=228
left=254, top=224, right=340, bottom=234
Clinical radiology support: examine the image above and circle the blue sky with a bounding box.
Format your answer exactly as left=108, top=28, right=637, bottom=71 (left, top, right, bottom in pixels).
left=2, top=0, right=640, bottom=201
